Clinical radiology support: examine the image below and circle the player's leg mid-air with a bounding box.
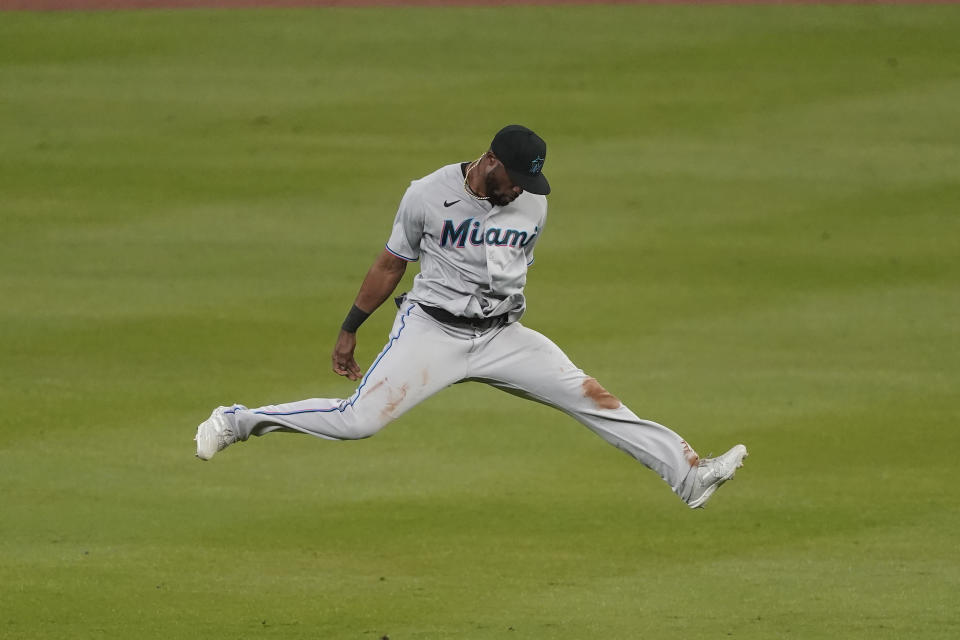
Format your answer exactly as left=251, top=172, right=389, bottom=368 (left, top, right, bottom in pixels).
left=193, top=390, right=747, bottom=510
left=194, top=306, right=748, bottom=510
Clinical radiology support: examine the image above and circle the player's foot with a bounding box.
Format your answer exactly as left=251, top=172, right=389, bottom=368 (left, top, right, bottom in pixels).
left=194, top=407, right=237, bottom=461
left=686, top=444, right=748, bottom=509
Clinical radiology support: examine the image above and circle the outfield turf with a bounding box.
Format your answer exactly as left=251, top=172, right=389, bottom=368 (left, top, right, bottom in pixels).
left=1, top=4, right=959, bottom=638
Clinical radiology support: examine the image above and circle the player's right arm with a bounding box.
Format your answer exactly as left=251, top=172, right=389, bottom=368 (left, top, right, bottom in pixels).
left=333, top=182, right=424, bottom=380
left=332, top=249, right=408, bottom=381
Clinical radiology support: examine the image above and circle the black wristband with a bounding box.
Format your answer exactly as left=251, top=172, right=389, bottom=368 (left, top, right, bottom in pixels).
left=341, top=305, right=371, bottom=333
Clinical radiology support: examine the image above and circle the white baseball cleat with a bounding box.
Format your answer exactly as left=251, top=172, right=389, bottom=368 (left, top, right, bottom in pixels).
left=194, top=406, right=237, bottom=461
left=686, top=444, right=748, bottom=509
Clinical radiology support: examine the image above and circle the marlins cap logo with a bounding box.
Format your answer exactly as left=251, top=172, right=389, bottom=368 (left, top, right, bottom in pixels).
left=529, top=155, right=544, bottom=175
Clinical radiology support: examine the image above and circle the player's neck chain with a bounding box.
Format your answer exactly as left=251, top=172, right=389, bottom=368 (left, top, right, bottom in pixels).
left=463, top=157, right=490, bottom=201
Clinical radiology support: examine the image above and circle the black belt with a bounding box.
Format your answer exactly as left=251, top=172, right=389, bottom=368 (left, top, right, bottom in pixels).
left=419, top=304, right=506, bottom=331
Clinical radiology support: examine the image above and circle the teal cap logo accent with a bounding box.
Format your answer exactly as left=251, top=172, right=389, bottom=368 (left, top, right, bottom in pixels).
left=529, top=155, right=544, bottom=175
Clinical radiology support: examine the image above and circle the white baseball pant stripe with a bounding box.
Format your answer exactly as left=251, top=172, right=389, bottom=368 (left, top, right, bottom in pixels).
left=226, top=304, right=702, bottom=501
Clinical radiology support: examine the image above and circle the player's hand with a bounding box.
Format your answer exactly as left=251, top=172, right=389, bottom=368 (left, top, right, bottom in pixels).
left=332, top=330, right=363, bottom=381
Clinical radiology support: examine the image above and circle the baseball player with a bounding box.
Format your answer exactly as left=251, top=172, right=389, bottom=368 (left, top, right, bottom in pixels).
left=194, top=124, right=748, bottom=509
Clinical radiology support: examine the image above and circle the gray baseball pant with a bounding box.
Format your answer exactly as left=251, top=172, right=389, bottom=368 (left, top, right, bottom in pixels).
left=225, top=304, right=703, bottom=501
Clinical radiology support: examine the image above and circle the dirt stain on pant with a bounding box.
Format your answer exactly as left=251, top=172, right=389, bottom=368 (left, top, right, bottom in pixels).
left=582, top=377, right=621, bottom=410
left=681, top=440, right=700, bottom=467
left=380, top=383, right=410, bottom=422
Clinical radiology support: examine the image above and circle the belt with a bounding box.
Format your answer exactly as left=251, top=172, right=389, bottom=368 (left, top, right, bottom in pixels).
left=418, top=304, right=507, bottom=331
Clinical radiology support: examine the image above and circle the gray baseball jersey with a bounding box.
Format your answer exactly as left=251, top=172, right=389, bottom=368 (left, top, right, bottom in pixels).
left=385, top=163, right=546, bottom=323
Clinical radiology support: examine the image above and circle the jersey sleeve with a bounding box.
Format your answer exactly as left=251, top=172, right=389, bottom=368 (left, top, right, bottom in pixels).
left=523, top=198, right=548, bottom=267
left=385, top=184, right=425, bottom=262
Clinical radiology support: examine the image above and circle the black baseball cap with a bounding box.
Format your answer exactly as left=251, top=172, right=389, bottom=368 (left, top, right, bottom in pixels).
left=490, top=124, right=551, bottom=195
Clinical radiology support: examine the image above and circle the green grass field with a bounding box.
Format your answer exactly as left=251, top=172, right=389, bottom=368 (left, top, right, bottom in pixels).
left=2, top=4, right=959, bottom=638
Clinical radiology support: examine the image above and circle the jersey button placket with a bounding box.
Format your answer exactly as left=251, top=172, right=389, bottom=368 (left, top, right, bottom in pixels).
left=482, top=212, right=496, bottom=298
left=482, top=216, right=493, bottom=322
